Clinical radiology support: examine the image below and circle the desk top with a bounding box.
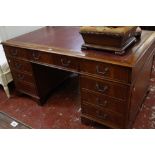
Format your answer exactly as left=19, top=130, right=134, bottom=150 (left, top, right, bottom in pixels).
left=2, top=26, right=155, bottom=67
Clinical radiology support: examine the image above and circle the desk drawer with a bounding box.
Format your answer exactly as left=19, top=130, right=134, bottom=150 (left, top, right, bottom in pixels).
left=81, top=90, right=125, bottom=114
left=81, top=102, right=124, bottom=128
left=53, top=54, right=78, bottom=71
left=80, top=60, right=130, bottom=83
left=27, top=50, right=51, bottom=64
left=8, top=58, right=32, bottom=74
left=12, top=70, right=35, bottom=84
left=4, top=46, right=27, bottom=59
left=80, top=76, right=129, bottom=100
left=15, top=81, right=38, bottom=96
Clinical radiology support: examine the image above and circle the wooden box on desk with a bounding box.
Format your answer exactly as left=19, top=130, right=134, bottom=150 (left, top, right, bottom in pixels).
left=80, top=26, right=138, bottom=55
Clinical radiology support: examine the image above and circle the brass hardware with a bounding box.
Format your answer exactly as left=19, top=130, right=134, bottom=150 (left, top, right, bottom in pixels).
left=96, top=65, right=109, bottom=75
left=17, top=74, right=24, bottom=80
left=61, top=58, right=71, bottom=67
left=96, top=98, right=108, bottom=107
left=15, top=63, right=22, bottom=69
left=96, top=110, right=108, bottom=120
left=12, top=49, right=18, bottom=56
left=95, top=83, right=108, bottom=93
left=32, top=51, right=40, bottom=60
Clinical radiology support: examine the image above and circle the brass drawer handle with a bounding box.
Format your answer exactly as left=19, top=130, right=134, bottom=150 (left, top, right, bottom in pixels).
left=17, top=74, right=24, bottom=80
left=14, top=63, right=22, bottom=69
left=96, top=66, right=109, bottom=75
left=61, top=58, right=71, bottom=67
left=12, top=49, right=18, bottom=56
left=95, top=83, right=108, bottom=93
left=101, top=114, right=108, bottom=120
left=32, top=52, right=40, bottom=60
left=96, top=110, right=108, bottom=120
left=96, top=98, right=108, bottom=107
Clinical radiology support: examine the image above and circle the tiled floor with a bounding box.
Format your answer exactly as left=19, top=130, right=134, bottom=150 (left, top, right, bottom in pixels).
left=1, top=60, right=155, bottom=129
left=0, top=75, right=93, bottom=129
left=0, top=111, right=31, bottom=129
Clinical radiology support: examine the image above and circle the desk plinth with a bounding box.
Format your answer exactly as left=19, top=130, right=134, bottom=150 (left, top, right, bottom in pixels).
left=2, top=27, right=155, bottom=128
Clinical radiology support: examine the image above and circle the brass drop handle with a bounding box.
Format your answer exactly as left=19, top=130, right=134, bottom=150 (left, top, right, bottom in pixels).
left=96, top=110, right=108, bottom=120
left=96, top=83, right=108, bottom=93
left=32, top=52, right=40, bottom=60
left=96, top=98, right=108, bottom=107
left=15, top=63, right=22, bottom=69
left=96, top=65, right=109, bottom=75
left=61, top=58, right=71, bottom=67
left=17, top=74, right=24, bottom=80
left=101, top=114, right=108, bottom=120
left=12, top=49, right=18, bottom=56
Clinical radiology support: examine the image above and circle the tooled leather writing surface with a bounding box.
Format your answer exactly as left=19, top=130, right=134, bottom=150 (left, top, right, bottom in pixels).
left=3, top=26, right=155, bottom=67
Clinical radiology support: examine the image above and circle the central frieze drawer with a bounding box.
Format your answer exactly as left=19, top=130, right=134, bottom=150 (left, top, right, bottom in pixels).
left=52, top=54, right=78, bottom=71
left=80, top=76, right=129, bottom=100
left=80, top=60, right=131, bottom=83
left=27, top=50, right=51, bottom=64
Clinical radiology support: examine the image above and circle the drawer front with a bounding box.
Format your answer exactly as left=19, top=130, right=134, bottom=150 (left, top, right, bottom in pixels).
left=81, top=90, right=125, bottom=114
left=80, top=76, right=129, bottom=100
left=27, top=50, right=51, bottom=64
left=53, top=54, right=78, bottom=71
left=15, top=81, right=38, bottom=96
left=81, top=102, right=124, bottom=128
left=4, top=46, right=27, bottom=59
left=12, top=70, right=35, bottom=84
left=8, top=58, right=33, bottom=74
left=80, top=60, right=130, bottom=83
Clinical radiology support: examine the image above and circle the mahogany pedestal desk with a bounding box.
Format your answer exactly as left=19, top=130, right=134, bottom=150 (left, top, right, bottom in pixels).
left=2, top=27, right=155, bottom=128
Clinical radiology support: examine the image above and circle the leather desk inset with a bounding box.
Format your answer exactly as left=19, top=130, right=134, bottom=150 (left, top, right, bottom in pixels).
left=2, top=26, right=155, bottom=128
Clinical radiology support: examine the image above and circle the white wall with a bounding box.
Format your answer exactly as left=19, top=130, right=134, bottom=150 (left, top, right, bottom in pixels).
left=0, top=26, right=43, bottom=41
